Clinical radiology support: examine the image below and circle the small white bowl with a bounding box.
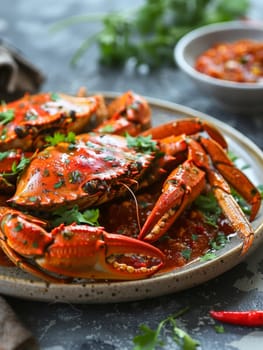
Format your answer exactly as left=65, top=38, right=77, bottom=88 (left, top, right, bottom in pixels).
left=174, top=21, right=263, bottom=113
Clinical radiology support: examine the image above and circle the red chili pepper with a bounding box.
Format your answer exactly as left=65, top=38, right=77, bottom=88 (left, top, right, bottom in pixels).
left=210, top=310, right=263, bottom=327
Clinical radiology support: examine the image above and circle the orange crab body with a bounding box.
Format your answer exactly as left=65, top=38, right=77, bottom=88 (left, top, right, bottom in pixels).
left=0, top=207, right=164, bottom=282
left=0, top=92, right=107, bottom=151
left=9, top=133, right=154, bottom=210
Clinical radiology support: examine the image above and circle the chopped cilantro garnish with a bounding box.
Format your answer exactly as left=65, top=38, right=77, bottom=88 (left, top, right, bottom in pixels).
left=54, top=179, right=65, bottom=189
left=50, top=92, right=60, bottom=101
left=14, top=222, right=23, bottom=232
left=32, top=241, right=39, bottom=249
left=11, top=156, right=31, bottom=175
left=51, top=205, right=100, bottom=227
left=214, top=325, right=225, bottom=334
left=0, top=108, right=14, bottom=125
left=227, top=150, right=239, bottom=162
left=0, top=128, right=7, bottom=140
left=191, top=234, right=198, bottom=241
left=210, top=232, right=227, bottom=251
left=45, top=131, right=76, bottom=146
left=181, top=248, right=192, bottom=261
left=194, top=192, right=221, bottom=228
left=126, top=134, right=157, bottom=154
left=231, top=188, right=251, bottom=216
left=200, top=252, right=217, bottom=262
left=68, top=170, right=82, bottom=183
left=0, top=151, right=12, bottom=161
left=99, top=125, right=115, bottom=133
left=241, top=163, right=250, bottom=170
left=258, top=184, right=263, bottom=199
left=29, top=196, right=38, bottom=202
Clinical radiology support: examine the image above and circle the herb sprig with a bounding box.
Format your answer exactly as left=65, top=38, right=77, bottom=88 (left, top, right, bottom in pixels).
left=126, top=134, right=157, bottom=154
left=51, top=0, right=250, bottom=69
left=133, top=307, right=199, bottom=350
left=51, top=205, right=100, bottom=227
left=0, top=108, right=14, bottom=125
left=194, top=192, right=221, bottom=228
left=11, top=156, right=31, bottom=175
left=45, top=131, right=76, bottom=146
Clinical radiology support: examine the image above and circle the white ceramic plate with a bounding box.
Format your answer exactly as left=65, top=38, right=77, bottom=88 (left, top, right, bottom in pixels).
left=0, top=93, right=263, bottom=303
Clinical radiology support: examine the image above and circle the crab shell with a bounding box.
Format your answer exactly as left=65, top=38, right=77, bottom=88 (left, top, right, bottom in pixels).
left=0, top=92, right=107, bottom=151
left=9, top=133, right=154, bottom=211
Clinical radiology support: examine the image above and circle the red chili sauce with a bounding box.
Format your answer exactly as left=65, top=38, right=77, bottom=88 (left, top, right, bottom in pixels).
left=101, top=189, right=235, bottom=273
left=195, top=39, right=263, bottom=83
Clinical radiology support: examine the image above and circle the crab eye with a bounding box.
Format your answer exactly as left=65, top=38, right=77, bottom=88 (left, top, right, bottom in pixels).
left=14, top=126, right=28, bottom=138
left=83, top=180, right=107, bottom=194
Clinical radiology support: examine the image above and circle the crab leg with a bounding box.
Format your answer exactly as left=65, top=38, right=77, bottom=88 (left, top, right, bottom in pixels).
left=201, top=137, right=261, bottom=221
left=138, top=160, right=206, bottom=242
left=138, top=137, right=208, bottom=242
left=0, top=208, right=164, bottom=282
left=141, top=118, right=228, bottom=149
left=206, top=170, right=254, bottom=254
left=139, top=135, right=258, bottom=255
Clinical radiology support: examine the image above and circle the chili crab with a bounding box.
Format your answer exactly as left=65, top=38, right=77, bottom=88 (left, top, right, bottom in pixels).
left=0, top=92, right=261, bottom=283
left=0, top=89, right=151, bottom=152
left=0, top=90, right=151, bottom=193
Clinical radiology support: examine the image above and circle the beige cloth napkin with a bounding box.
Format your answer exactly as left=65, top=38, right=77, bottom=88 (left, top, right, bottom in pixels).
left=0, top=41, right=45, bottom=101
left=0, top=296, right=39, bottom=350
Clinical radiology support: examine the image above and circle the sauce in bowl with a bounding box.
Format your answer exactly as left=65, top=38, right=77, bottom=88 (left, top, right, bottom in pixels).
left=195, top=39, right=263, bottom=83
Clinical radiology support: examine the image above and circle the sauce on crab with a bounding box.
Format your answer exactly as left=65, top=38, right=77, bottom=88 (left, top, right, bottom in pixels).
left=101, top=189, right=235, bottom=272
left=195, top=39, right=263, bottom=83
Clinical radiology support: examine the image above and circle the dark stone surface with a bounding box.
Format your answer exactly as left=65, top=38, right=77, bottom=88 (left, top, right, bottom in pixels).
left=1, top=1, right=263, bottom=349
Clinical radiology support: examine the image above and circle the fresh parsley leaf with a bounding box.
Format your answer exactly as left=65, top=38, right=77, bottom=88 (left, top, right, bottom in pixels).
left=65, top=131, right=76, bottom=143
left=258, top=184, right=263, bottom=199
left=45, top=131, right=76, bottom=146
left=133, top=324, right=164, bottom=350
left=231, top=188, right=251, bottom=216
left=0, top=151, right=12, bottom=161
left=181, top=248, right=192, bottom=261
left=200, top=232, right=228, bottom=262
left=52, top=205, right=100, bottom=227
left=194, top=192, right=221, bottom=228
left=214, top=324, right=225, bottom=334
left=50, top=92, right=60, bottom=101
left=227, top=150, right=239, bottom=162
left=210, top=232, right=228, bottom=251
left=200, top=252, right=217, bottom=262
left=172, top=325, right=200, bottom=350
left=126, top=134, right=157, bottom=154
left=0, top=109, right=14, bottom=125
left=11, top=156, right=31, bottom=175
left=133, top=307, right=199, bottom=350
left=98, top=125, right=115, bottom=133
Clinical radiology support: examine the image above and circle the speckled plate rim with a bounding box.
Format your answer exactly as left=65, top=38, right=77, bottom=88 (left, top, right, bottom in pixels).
left=0, top=93, right=263, bottom=304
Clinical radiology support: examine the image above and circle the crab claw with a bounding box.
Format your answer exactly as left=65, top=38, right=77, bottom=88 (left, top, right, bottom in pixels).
left=94, top=91, right=151, bottom=135
left=138, top=160, right=206, bottom=242
left=41, top=224, right=165, bottom=281
left=0, top=208, right=164, bottom=282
